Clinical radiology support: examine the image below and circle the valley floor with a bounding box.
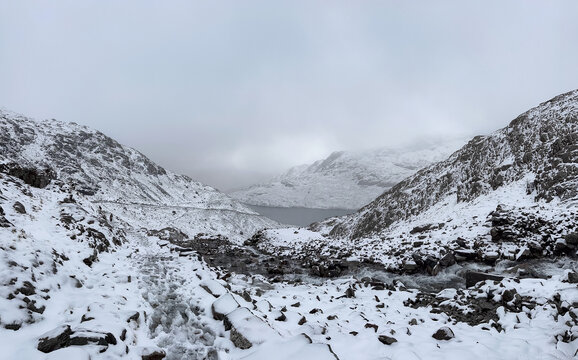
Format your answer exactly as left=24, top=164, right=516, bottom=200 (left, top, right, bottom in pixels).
left=2, top=229, right=577, bottom=359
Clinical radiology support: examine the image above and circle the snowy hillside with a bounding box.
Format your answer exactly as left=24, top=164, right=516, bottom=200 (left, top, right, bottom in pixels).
left=329, top=89, right=578, bottom=239
left=1, top=90, right=578, bottom=359
left=1, top=162, right=577, bottom=359
left=250, top=89, right=578, bottom=277
left=229, top=140, right=465, bottom=209
left=0, top=110, right=278, bottom=241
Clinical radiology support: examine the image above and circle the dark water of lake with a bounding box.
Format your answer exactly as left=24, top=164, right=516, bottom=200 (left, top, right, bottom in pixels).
left=246, top=204, right=356, bottom=227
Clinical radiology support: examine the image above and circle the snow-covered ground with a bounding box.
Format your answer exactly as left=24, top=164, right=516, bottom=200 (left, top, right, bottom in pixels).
left=1, top=169, right=577, bottom=360
left=229, top=140, right=465, bottom=210
left=0, top=109, right=279, bottom=243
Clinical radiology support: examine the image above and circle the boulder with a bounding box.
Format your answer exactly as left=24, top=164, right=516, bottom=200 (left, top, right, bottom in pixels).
left=465, top=271, right=504, bottom=288
left=212, top=293, right=240, bottom=320
left=13, top=201, right=26, bottom=214
left=37, top=325, right=73, bottom=353
left=432, top=327, right=454, bottom=341
left=223, top=307, right=280, bottom=349
left=141, top=347, right=166, bottom=360
left=378, top=335, right=397, bottom=345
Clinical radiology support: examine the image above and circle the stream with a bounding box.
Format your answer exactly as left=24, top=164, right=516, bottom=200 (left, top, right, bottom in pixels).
left=174, top=237, right=577, bottom=293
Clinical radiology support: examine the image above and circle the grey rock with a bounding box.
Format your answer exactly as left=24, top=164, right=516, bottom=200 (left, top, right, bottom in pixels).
left=13, top=201, right=26, bottom=214
left=432, top=327, right=455, bottom=341
left=378, top=335, right=398, bottom=345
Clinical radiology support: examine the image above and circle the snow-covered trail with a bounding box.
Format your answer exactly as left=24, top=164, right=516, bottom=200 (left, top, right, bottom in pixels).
left=129, top=234, right=220, bottom=359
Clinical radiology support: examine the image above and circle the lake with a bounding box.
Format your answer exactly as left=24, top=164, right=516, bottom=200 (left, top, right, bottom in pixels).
left=245, top=204, right=356, bottom=227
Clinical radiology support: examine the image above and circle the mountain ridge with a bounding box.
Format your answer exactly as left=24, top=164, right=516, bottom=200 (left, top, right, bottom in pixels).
left=327, top=89, right=578, bottom=239
left=0, top=109, right=278, bottom=241
left=230, top=139, right=465, bottom=209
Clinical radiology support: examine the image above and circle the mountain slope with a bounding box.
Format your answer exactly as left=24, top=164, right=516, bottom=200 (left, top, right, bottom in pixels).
left=0, top=109, right=278, bottom=241
left=251, top=89, right=578, bottom=275
left=328, top=89, right=578, bottom=239
left=230, top=140, right=464, bottom=209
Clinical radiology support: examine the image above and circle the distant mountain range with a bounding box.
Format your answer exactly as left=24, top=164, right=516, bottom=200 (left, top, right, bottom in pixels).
left=229, top=139, right=465, bottom=209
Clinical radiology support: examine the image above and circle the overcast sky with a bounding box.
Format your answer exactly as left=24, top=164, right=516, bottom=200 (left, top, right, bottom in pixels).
left=1, top=1, right=578, bottom=190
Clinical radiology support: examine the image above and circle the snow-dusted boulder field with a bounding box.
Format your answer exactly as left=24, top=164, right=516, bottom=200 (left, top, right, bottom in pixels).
left=1, top=89, right=578, bottom=360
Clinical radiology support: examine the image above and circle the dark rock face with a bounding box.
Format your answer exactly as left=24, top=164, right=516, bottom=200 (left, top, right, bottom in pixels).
left=329, top=90, right=578, bottom=239
left=0, top=163, right=56, bottom=189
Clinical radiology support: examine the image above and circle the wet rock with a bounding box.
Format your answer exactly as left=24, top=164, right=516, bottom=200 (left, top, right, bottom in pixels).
left=13, top=201, right=26, bottom=214
left=438, top=252, right=456, bottom=267
left=378, top=335, right=397, bottom=345
left=402, top=260, right=419, bottom=272
left=410, top=224, right=434, bottom=234
left=432, top=327, right=454, bottom=341
left=465, top=271, right=504, bottom=288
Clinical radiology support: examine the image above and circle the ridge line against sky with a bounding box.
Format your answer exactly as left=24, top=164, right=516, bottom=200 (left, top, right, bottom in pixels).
left=1, top=1, right=578, bottom=190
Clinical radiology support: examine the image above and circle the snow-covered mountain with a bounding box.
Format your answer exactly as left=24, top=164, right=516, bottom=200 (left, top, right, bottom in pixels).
left=329, top=89, right=578, bottom=239
left=0, top=109, right=278, bottom=241
left=251, top=89, right=578, bottom=276
left=229, top=140, right=465, bottom=209
left=1, top=98, right=577, bottom=359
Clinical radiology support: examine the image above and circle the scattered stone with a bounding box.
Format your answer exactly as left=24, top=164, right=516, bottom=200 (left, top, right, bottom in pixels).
left=13, top=201, right=26, bottom=214
left=4, top=323, right=22, bottom=331
left=345, top=287, right=355, bottom=298
left=18, top=281, right=36, bottom=296
left=365, top=323, right=379, bottom=332
left=298, top=316, right=307, bottom=325
left=432, top=327, right=455, bottom=341
left=141, top=347, right=167, bottom=360
left=567, top=271, right=578, bottom=284
left=378, top=335, right=397, bottom=345
left=37, top=325, right=73, bottom=353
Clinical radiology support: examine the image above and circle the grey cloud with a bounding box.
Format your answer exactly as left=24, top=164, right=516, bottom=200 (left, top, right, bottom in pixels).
left=1, top=1, right=577, bottom=190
